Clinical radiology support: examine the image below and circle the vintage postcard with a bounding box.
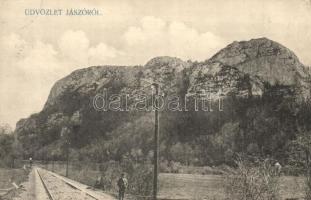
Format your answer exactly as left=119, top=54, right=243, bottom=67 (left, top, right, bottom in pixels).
left=0, top=0, right=311, bottom=199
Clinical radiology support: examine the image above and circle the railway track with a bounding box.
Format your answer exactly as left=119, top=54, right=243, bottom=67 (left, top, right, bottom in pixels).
left=36, top=169, right=54, bottom=200
left=35, top=168, right=115, bottom=200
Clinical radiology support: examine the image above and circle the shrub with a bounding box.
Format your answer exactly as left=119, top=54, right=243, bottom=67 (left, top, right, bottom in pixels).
left=99, top=160, right=153, bottom=197
left=306, top=173, right=311, bottom=200
left=224, top=157, right=280, bottom=200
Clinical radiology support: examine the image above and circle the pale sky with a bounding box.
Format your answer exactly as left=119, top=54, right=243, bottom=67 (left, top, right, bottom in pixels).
left=1, top=0, right=311, bottom=128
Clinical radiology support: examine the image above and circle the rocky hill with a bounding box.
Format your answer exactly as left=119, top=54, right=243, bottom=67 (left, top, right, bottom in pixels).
left=209, top=38, right=310, bottom=95
left=15, top=38, right=311, bottom=165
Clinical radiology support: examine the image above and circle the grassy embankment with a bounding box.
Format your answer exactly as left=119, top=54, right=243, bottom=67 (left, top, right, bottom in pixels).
left=0, top=168, right=29, bottom=200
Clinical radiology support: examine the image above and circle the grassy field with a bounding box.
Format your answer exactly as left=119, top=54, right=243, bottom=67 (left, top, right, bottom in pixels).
left=0, top=168, right=28, bottom=189
left=158, top=173, right=306, bottom=200
left=0, top=168, right=29, bottom=199
left=159, top=173, right=225, bottom=200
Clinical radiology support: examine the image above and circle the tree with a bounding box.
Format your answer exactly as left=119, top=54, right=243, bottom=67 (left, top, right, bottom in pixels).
left=290, top=130, right=311, bottom=199
left=170, top=142, right=195, bottom=165
left=0, top=134, right=14, bottom=167
left=0, top=123, right=12, bottom=135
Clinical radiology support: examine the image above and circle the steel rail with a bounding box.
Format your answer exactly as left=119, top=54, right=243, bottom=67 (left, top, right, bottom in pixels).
left=38, top=168, right=100, bottom=200
left=36, top=169, right=55, bottom=200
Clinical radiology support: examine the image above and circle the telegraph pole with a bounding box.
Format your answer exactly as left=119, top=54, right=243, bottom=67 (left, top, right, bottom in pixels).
left=52, top=155, right=55, bottom=172
left=139, top=79, right=160, bottom=200
left=153, top=83, right=160, bottom=200
left=61, top=127, right=70, bottom=177
left=66, top=141, right=69, bottom=177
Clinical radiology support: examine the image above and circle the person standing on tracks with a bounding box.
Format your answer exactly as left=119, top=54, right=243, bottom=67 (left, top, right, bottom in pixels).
left=29, top=157, right=33, bottom=168
left=117, top=173, right=128, bottom=200
left=274, top=161, right=282, bottom=176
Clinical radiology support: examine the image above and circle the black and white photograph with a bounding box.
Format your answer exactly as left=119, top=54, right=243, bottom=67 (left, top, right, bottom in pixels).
left=0, top=0, right=311, bottom=199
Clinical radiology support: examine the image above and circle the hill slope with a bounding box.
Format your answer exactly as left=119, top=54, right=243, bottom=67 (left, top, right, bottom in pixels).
left=15, top=38, right=311, bottom=165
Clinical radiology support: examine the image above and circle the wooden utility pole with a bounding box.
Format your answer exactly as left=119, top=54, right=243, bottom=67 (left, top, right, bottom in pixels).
left=61, top=127, right=70, bottom=177
left=153, top=83, right=160, bottom=200
left=66, top=142, right=69, bottom=177
left=52, top=156, right=55, bottom=172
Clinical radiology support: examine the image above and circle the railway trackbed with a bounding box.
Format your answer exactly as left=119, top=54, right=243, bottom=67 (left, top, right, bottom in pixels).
left=35, top=168, right=115, bottom=200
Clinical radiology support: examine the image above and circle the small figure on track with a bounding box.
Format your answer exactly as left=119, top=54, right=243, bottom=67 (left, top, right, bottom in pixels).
left=117, top=172, right=128, bottom=200
left=29, top=157, right=33, bottom=168
left=274, top=161, right=282, bottom=176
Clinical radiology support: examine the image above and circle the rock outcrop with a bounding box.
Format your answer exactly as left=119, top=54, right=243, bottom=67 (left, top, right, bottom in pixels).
left=15, top=38, right=311, bottom=159
left=209, top=38, right=310, bottom=95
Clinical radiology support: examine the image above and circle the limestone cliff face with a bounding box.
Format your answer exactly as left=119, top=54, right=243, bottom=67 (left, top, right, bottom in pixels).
left=209, top=38, right=310, bottom=94
left=188, top=38, right=311, bottom=99
left=15, top=38, right=311, bottom=150
left=43, top=38, right=310, bottom=112
left=44, top=66, right=139, bottom=109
